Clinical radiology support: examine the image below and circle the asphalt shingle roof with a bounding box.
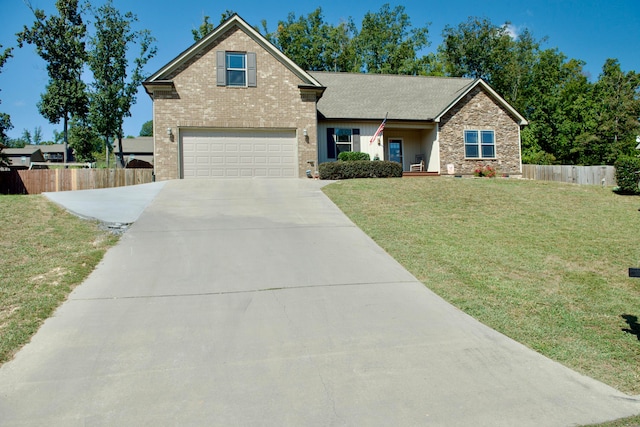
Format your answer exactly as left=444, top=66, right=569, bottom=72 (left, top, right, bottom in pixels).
left=309, top=71, right=476, bottom=121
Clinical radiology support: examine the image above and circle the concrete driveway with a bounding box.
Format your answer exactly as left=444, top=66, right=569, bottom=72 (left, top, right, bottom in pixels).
left=1, top=179, right=639, bottom=426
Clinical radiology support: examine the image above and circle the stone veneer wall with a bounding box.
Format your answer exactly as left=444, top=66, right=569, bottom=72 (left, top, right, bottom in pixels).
left=149, top=27, right=318, bottom=180
left=439, top=86, right=522, bottom=176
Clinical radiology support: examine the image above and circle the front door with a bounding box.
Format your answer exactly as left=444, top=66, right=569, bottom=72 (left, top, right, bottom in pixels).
left=389, top=139, right=403, bottom=168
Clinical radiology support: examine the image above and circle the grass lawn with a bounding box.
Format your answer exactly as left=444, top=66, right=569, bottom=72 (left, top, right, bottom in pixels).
left=0, top=195, right=118, bottom=364
left=586, top=415, right=640, bottom=426
left=323, top=177, right=640, bottom=396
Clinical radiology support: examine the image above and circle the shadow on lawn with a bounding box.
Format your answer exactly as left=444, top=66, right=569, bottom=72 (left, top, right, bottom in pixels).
left=621, top=314, right=640, bottom=341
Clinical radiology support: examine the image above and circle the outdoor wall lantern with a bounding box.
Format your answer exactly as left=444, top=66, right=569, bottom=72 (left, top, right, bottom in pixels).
left=167, top=127, right=172, bottom=136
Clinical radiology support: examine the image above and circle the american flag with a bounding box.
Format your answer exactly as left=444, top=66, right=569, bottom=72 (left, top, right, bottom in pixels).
left=370, top=113, right=388, bottom=144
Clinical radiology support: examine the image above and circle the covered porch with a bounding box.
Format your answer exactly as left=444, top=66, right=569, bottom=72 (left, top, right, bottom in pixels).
left=379, top=123, right=439, bottom=174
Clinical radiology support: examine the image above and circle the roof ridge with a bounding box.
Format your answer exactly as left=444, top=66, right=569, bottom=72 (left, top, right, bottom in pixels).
left=308, top=71, right=473, bottom=82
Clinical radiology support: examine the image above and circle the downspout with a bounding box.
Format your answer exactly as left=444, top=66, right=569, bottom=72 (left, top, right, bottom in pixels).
left=434, top=121, right=441, bottom=174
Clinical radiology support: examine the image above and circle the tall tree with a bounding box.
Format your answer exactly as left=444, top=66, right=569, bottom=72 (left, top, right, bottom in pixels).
left=264, top=8, right=356, bottom=72
left=504, top=28, right=541, bottom=110
left=0, top=45, right=11, bottom=168
left=17, top=0, right=88, bottom=163
left=32, top=126, right=43, bottom=144
left=440, top=17, right=515, bottom=92
left=140, top=120, right=153, bottom=136
left=324, top=21, right=356, bottom=72
left=87, top=0, right=156, bottom=168
left=192, top=10, right=236, bottom=41
left=21, top=129, right=32, bottom=145
left=351, top=4, right=430, bottom=74
left=591, top=59, right=640, bottom=164
left=519, top=48, right=598, bottom=165
left=68, top=117, right=101, bottom=162
left=192, top=15, right=215, bottom=42
left=0, top=44, right=12, bottom=148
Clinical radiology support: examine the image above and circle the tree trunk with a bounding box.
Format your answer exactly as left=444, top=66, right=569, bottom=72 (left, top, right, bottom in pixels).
left=117, top=129, right=125, bottom=168
left=105, top=136, right=110, bottom=169
left=63, top=114, right=68, bottom=167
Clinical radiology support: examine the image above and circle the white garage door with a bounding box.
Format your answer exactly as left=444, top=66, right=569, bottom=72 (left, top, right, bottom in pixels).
left=181, top=129, right=297, bottom=178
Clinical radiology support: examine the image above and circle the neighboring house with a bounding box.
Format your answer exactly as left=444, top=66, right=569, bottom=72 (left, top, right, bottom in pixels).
left=23, top=144, right=69, bottom=163
left=114, top=137, right=154, bottom=166
left=3, top=147, right=46, bottom=169
left=143, top=14, right=527, bottom=180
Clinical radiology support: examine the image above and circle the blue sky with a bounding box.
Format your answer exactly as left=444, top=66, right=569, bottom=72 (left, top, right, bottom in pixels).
left=0, top=0, right=638, bottom=142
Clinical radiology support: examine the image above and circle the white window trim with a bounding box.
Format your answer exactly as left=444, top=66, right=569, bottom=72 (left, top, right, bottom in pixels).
left=226, top=52, right=247, bottom=87
left=335, top=128, right=353, bottom=155
left=464, top=129, right=496, bottom=159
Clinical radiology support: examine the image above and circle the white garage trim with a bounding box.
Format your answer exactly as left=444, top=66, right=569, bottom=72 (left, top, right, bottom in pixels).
left=180, top=128, right=298, bottom=179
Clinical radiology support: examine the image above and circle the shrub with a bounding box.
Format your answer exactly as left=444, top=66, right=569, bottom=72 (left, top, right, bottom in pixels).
left=614, top=155, right=640, bottom=194
left=318, top=160, right=403, bottom=179
left=474, top=164, right=497, bottom=178
left=338, top=151, right=370, bottom=161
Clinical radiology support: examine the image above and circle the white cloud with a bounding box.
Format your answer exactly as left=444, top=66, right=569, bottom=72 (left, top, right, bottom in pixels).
left=503, top=23, right=519, bottom=39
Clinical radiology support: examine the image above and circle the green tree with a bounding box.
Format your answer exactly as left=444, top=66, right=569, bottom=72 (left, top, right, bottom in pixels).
left=68, top=117, right=101, bottom=162
left=324, top=21, right=357, bottom=72
left=351, top=4, right=430, bottom=74
left=87, top=0, right=156, bottom=167
left=591, top=59, right=640, bottom=164
left=32, top=126, right=43, bottom=144
left=440, top=17, right=516, bottom=94
left=0, top=44, right=10, bottom=165
left=192, top=10, right=236, bottom=41
left=265, top=8, right=356, bottom=72
left=519, top=48, right=598, bottom=165
left=4, top=137, right=27, bottom=148
left=0, top=144, right=7, bottom=169
left=21, top=129, right=32, bottom=144
left=0, top=44, right=13, bottom=151
left=140, top=120, right=153, bottom=136
left=192, top=15, right=215, bottom=42
left=17, top=0, right=89, bottom=164
left=504, top=28, right=542, bottom=111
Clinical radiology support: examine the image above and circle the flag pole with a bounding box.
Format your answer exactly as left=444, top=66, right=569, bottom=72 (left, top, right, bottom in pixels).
left=370, top=112, right=388, bottom=144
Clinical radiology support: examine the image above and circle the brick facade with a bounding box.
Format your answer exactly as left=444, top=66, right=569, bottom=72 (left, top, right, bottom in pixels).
left=149, top=28, right=318, bottom=180
left=439, top=86, right=522, bottom=176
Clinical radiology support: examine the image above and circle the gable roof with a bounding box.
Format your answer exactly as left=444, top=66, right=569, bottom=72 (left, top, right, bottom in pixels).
left=309, top=72, right=527, bottom=125
left=3, top=146, right=43, bottom=156
left=144, top=14, right=324, bottom=91
left=24, top=144, right=65, bottom=154
left=114, top=137, right=154, bottom=154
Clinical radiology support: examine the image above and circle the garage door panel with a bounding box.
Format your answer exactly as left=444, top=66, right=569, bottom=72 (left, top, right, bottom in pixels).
left=182, top=129, right=297, bottom=179
left=196, top=143, right=211, bottom=152
left=225, top=143, right=239, bottom=152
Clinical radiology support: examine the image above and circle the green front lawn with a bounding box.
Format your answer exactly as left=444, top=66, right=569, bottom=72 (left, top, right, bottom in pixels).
left=323, top=177, right=640, bottom=395
left=0, top=195, right=117, bottom=364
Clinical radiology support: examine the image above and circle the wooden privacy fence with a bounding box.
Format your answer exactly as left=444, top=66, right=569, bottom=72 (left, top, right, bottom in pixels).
left=0, top=168, right=154, bottom=195
left=522, top=164, right=616, bottom=186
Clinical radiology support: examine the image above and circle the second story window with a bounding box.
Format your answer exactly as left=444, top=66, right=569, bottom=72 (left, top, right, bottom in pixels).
left=217, top=51, right=257, bottom=87
left=226, top=52, right=246, bottom=87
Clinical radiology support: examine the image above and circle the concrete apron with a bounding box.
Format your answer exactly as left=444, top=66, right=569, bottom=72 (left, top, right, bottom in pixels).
left=1, top=179, right=639, bottom=426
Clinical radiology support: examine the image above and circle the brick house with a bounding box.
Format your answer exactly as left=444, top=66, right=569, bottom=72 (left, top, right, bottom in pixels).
left=143, top=14, right=527, bottom=180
